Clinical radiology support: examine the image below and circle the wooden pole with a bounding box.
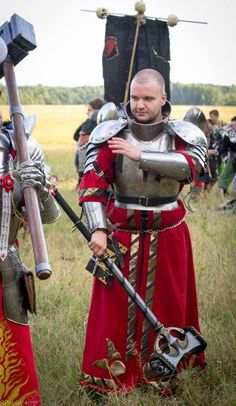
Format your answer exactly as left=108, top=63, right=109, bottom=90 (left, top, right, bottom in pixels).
left=123, top=13, right=145, bottom=104
left=3, top=58, right=51, bottom=280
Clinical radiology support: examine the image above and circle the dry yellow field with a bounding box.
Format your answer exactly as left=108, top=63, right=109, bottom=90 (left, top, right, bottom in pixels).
left=1, top=104, right=235, bottom=152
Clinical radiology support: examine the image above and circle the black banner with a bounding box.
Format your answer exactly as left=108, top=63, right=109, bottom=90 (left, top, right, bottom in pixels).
left=102, top=15, right=170, bottom=106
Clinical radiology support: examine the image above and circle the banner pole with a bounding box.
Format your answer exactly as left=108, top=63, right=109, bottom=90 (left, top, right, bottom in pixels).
left=123, top=12, right=146, bottom=104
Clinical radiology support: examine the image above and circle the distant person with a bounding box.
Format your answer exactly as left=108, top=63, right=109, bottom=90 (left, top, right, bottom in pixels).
left=73, top=98, right=105, bottom=187
left=209, top=109, right=227, bottom=129
left=201, top=119, right=221, bottom=191
left=217, top=116, right=236, bottom=211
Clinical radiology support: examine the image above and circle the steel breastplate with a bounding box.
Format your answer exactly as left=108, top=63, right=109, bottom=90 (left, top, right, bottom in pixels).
left=113, top=129, right=180, bottom=211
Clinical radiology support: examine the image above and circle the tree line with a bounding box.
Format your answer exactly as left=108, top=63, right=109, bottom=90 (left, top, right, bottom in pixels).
left=0, top=83, right=235, bottom=105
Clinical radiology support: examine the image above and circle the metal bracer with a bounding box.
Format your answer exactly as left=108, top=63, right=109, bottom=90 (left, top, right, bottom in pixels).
left=82, top=201, right=108, bottom=233
left=139, top=151, right=191, bottom=181
left=41, top=193, right=61, bottom=224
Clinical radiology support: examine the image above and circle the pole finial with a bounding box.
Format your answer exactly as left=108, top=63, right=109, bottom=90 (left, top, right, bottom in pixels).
left=167, top=14, right=178, bottom=27
left=135, top=1, right=146, bottom=14
left=96, top=7, right=109, bottom=19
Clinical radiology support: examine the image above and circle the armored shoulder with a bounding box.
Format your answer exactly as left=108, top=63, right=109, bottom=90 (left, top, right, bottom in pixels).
left=84, top=102, right=127, bottom=173
left=6, top=115, right=37, bottom=150
left=168, top=120, right=208, bottom=170
left=168, top=120, right=207, bottom=147
left=89, top=119, right=127, bottom=145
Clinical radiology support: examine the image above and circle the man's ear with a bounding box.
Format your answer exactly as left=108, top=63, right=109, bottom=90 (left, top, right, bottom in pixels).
left=161, top=93, right=167, bottom=106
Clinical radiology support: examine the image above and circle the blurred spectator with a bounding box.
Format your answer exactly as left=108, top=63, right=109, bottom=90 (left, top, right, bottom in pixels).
left=209, top=109, right=227, bottom=129
left=217, top=116, right=236, bottom=210
left=201, top=119, right=221, bottom=191
left=208, top=110, right=228, bottom=176
left=73, top=98, right=105, bottom=187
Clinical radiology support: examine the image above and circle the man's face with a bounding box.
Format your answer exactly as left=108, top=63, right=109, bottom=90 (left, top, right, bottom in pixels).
left=209, top=113, right=218, bottom=125
left=130, top=80, right=167, bottom=124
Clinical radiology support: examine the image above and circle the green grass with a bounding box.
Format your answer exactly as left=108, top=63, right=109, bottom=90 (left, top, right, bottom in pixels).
left=2, top=105, right=236, bottom=405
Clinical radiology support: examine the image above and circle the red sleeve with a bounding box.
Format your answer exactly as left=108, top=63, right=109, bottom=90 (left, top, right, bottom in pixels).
left=79, top=143, right=116, bottom=205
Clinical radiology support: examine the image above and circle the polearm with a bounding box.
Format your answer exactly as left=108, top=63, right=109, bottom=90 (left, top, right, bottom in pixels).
left=53, top=187, right=207, bottom=379
left=0, top=15, right=51, bottom=280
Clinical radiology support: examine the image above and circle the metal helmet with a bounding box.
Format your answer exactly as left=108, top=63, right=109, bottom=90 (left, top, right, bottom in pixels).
left=183, top=106, right=207, bottom=133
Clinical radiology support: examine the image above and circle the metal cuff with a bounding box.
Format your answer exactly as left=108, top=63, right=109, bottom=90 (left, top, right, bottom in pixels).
left=82, top=201, right=108, bottom=233
left=41, top=194, right=61, bottom=224
left=139, top=151, right=191, bottom=181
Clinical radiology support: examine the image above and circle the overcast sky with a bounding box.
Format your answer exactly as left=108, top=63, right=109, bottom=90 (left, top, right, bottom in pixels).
left=1, top=0, right=236, bottom=87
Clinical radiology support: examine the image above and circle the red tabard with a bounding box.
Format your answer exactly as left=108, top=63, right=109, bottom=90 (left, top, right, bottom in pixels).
left=0, top=281, right=41, bottom=405
left=79, top=142, right=205, bottom=393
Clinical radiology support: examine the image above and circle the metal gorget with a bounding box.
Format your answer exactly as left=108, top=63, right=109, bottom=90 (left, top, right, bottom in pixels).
left=124, top=101, right=170, bottom=142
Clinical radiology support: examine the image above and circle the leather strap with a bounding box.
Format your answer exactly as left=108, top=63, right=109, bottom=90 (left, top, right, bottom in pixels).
left=115, top=194, right=178, bottom=207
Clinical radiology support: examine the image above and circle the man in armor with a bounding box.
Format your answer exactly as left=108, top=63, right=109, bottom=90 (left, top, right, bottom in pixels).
left=0, top=116, right=60, bottom=404
left=79, top=69, right=208, bottom=394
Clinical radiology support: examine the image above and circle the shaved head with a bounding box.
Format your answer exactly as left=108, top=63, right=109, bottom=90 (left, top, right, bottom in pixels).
left=129, top=69, right=167, bottom=124
left=131, top=69, right=165, bottom=93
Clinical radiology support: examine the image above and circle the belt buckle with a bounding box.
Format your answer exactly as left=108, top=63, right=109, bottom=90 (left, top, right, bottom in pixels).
left=139, top=195, right=148, bottom=206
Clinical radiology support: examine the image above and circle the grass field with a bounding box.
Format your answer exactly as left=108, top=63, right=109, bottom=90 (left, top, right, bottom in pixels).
left=1, top=105, right=236, bottom=405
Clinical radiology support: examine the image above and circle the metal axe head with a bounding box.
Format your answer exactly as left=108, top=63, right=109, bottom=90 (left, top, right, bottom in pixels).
left=143, top=326, right=207, bottom=380
left=0, top=14, right=37, bottom=78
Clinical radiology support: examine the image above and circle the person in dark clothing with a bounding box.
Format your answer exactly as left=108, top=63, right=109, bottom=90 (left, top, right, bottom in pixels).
left=202, top=119, right=221, bottom=191
left=73, top=98, right=105, bottom=186
left=217, top=116, right=236, bottom=210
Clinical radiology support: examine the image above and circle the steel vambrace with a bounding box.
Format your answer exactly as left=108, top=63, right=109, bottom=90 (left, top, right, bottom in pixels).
left=82, top=201, right=108, bottom=233
left=139, top=151, right=191, bottom=181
